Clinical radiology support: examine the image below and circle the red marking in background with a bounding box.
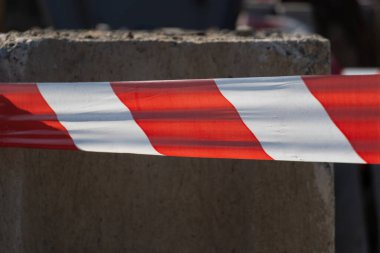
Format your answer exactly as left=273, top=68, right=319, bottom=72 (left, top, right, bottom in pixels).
left=112, top=80, right=271, bottom=160
left=303, top=75, right=380, bottom=163
left=0, top=84, right=76, bottom=150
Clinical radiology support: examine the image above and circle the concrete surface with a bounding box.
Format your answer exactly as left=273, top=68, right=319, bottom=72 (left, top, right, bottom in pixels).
left=0, top=30, right=333, bottom=253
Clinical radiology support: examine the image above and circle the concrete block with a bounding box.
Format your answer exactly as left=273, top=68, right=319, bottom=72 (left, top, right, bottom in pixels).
left=0, top=30, right=333, bottom=253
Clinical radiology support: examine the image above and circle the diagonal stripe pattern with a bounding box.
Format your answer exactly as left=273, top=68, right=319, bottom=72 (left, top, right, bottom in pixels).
left=37, top=82, right=160, bottom=155
left=215, top=76, right=364, bottom=163
left=0, top=74, right=379, bottom=164
left=112, top=80, right=271, bottom=159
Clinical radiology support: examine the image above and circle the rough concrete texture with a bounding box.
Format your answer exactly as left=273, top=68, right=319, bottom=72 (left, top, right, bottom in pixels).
left=0, top=29, right=330, bottom=82
left=0, top=30, right=333, bottom=253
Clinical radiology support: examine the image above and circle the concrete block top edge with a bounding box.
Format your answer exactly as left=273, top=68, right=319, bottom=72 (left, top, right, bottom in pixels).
left=0, top=29, right=329, bottom=45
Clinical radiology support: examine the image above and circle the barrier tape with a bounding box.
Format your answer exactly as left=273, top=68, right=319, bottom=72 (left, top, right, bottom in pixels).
left=1, top=74, right=380, bottom=164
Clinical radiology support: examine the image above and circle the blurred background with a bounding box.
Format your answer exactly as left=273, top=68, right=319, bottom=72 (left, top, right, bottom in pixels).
left=1, top=0, right=380, bottom=253
left=1, top=0, right=379, bottom=70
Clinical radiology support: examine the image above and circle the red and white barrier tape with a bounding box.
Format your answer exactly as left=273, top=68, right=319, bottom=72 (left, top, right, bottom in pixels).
left=1, top=74, right=380, bottom=164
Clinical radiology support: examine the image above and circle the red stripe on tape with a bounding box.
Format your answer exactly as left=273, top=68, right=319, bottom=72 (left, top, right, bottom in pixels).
left=111, top=80, right=271, bottom=160
left=303, top=75, right=380, bottom=163
left=0, top=83, right=76, bottom=150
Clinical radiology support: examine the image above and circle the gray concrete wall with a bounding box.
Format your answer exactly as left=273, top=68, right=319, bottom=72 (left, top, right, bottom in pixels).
left=0, top=30, right=333, bottom=253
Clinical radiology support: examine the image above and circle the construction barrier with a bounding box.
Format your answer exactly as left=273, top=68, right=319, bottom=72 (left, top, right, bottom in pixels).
left=1, top=74, right=379, bottom=164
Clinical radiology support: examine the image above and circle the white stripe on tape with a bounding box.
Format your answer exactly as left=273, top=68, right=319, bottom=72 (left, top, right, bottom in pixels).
left=37, top=82, right=160, bottom=155
left=215, top=76, right=365, bottom=163
left=342, top=68, right=380, bottom=75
